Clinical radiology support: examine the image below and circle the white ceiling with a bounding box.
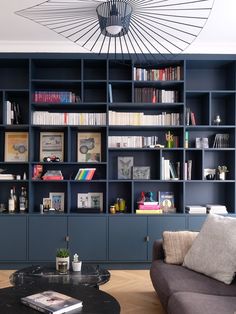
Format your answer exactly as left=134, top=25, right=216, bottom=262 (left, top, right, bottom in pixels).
left=0, top=0, right=235, bottom=54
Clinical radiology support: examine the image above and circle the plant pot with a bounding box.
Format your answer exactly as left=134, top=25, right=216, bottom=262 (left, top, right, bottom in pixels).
left=56, top=256, right=70, bottom=271
left=72, top=261, right=82, bottom=272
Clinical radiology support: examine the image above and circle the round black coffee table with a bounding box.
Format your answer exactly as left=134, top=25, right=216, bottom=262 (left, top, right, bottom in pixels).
left=0, top=282, right=120, bottom=313
left=10, top=264, right=110, bottom=289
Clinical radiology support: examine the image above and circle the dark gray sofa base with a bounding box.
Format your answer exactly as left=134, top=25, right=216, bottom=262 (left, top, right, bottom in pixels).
left=150, top=240, right=236, bottom=314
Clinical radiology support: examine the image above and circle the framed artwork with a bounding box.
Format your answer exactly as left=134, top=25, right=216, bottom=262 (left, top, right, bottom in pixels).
left=77, top=132, right=101, bottom=162
left=117, top=156, right=134, bottom=179
left=77, top=193, right=89, bottom=208
left=42, top=198, right=52, bottom=211
left=132, top=166, right=150, bottom=180
left=49, top=192, right=64, bottom=212
left=40, top=132, right=64, bottom=162
left=89, top=192, right=103, bottom=212
left=4, top=132, right=29, bottom=162
left=195, top=137, right=209, bottom=149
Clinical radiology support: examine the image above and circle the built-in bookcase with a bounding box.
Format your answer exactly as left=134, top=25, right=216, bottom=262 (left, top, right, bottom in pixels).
left=0, top=54, right=235, bottom=266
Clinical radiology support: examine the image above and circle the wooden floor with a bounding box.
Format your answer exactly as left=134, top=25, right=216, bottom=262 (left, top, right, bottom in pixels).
left=0, top=270, right=165, bottom=314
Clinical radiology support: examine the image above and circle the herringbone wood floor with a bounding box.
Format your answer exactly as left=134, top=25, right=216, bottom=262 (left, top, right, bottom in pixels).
left=0, top=270, right=165, bottom=314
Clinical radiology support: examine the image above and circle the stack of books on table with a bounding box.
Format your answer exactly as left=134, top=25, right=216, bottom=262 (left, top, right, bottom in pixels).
left=136, top=202, right=163, bottom=214
left=185, top=205, right=207, bottom=214
left=206, top=204, right=228, bottom=214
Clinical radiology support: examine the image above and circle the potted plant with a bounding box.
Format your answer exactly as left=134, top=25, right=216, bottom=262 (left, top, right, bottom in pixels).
left=56, top=248, right=70, bottom=271
left=72, top=253, right=82, bottom=272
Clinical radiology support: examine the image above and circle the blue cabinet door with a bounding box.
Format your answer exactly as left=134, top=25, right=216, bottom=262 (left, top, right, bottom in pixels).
left=109, top=216, right=147, bottom=261
left=187, top=215, right=206, bottom=231
left=148, top=216, right=186, bottom=260
left=29, top=216, right=67, bottom=261
left=0, top=216, right=27, bottom=261
left=68, top=216, right=107, bottom=261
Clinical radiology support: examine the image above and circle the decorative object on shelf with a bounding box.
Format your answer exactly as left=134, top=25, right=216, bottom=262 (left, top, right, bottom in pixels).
left=215, top=165, right=228, bottom=181
left=109, top=205, right=116, bottom=214
left=49, top=192, right=65, bottom=212
left=40, top=132, right=64, bottom=162
left=117, top=156, right=134, bottom=179
left=72, top=253, right=82, bottom=272
left=213, top=114, right=221, bottom=125
left=158, top=191, right=176, bottom=213
left=213, top=133, right=229, bottom=148
left=204, top=168, right=216, bottom=180
left=114, top=198, right=126, bottom=212
left=195, top=137, right=209, bottom=149
left=16, top=0, right=215, bottom=59
left=132, top=166, right=150, bottom=180
left=4, top=132, right=28, bottom=162
left=42, top=170, right=63, bottom=180
left=77, top=192, right=103, bottom=212
left=56, top=248, right=70, bottom=271
left=77, top=133, right=101, bottom=163
left=32, top=164, right=43, bottom=180
left=165, top=131, right=174, bottom=148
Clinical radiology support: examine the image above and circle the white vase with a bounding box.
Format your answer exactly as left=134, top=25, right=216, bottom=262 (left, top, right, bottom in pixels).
left=56, top=256, right=70, bottom=271
left=72, top=261, right=82, bottom=272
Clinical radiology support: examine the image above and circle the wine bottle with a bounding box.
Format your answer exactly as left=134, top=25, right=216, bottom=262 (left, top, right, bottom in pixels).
left=8, top=188, right=15, bottom=212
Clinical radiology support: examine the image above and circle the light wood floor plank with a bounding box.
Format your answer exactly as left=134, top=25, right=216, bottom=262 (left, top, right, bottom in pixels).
left=0, top=270, right=165, bottom=314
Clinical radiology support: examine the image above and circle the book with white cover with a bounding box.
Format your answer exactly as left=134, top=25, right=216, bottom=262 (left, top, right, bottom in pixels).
left=21, top=290, right=82, bottom=314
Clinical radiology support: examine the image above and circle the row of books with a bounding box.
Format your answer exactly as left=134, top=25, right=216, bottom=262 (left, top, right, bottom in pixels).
left=108, top=136, right=159, bottom=148
left=134, top=88, right=179, bottom=103
left=186, top=204, right=228, bottom=214
left=184, top=160, right=192, bottom=180
left=133, top=66, right=181, bottom=81
left=161, top=158, right=180, bottom=180
left=32, top=111, right=106, bottom=125
left=186, top=108, right=196, bottom=125
left=108, top=111, right=181, bottom=126
left=33, top=91, right=79, bottom=103
left=6, top=101, right=21, bottom=125
left=74, top=168, right=96, bottom=181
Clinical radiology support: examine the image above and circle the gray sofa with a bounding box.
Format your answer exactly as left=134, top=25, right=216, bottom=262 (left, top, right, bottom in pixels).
left=150, top=240, right=236, bottom=314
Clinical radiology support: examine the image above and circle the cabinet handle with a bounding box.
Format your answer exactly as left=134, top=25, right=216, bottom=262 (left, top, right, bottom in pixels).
left=145, top=236, right=150, bottom=242
left=65, top=236, right=69, bottom=242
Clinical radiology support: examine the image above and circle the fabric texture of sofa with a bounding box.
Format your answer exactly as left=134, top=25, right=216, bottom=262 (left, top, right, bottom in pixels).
left=150, top=240, right=236, bottom=314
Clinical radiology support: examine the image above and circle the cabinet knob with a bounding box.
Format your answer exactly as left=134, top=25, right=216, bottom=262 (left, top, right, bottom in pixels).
left=65, top=236, right=69, bottom=242
left=145, top=236, right=150, bottom=242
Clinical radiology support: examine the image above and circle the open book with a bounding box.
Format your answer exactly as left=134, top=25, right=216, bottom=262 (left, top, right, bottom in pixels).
left=21, top=290, right=82, bottom=314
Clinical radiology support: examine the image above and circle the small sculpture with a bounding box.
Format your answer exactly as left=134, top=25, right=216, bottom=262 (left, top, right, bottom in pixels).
left=72, top=253, right=82, bottom=272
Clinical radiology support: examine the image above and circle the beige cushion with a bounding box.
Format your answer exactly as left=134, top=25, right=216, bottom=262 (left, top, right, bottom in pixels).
left=183, top=214, right=236, bottom=284
left=163, top=231, right=198, bottom=265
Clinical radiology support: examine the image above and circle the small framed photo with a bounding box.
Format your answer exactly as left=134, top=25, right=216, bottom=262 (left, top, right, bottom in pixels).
left=5, top=132, right=29, bottom=162
left=40, top=132, right=64, bottom=162
left=77, top=132, right=101, bottom=162
left=77, top=193, right=89, bottom=208
left=89, top=192, right=103, bottom=212
left=195, top=137, right=209, bottom=149
left=43, top=198, right=52, bottom=211
left=132, top=166, right=150, bottom=180
left=117, top=156, right=134, bottom=179
left=49, top=192, right=65, bottom=212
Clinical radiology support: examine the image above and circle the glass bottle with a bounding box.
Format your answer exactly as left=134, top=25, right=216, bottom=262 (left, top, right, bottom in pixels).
left=19, top=187, right=26, bottom=212
left=8, top=188, right=15, bottom=213
left=12, top=186, right=17, bottom=211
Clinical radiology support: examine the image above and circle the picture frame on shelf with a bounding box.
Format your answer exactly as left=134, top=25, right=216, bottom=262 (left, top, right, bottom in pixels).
left=89, top=192, right=103, bottom=212
left=158, top=191, right=176, bottom=213
left=49, top=192, right=65, bottom=212
left=117, top=156, right=134, bottom=179
left=42, top=197, right=52, bottom=211
left=77, top=193, right=89, bottom=208
left=4, top=132, right=29, bottom=162
left=40, top=132, right=64, bottom=162
left=132, top=166, right=150, bottom=180
left=195, top=137, right=209, bottom=149
left=77, top=132, right=101, bottom=162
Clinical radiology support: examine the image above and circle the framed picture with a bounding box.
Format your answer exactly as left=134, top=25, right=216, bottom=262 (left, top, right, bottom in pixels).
left=49, top=192, right=65, bottom=212
left=40, top=132, right=64, bottom=162
left=77, top=193, right=89, bottom=208
left=195, top=137, right=209, bottom=149
left=4, top=132, right=29, bottom=162
left=42, top=198, right=52, bottom=211
left=77, top=132, right=101, bottom=162
left=132, top=166, right=150, bottom=180
left=117, top=156, right=134, bottom=179
left=89, top=192, right=103, bottom=212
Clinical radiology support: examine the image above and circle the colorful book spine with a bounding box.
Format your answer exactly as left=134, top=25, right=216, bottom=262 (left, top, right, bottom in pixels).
left=136, top=209, right=163, bottom=214
left=138, top=204, right=161, bottom=210
left=75, top=168, right=96, bottom=181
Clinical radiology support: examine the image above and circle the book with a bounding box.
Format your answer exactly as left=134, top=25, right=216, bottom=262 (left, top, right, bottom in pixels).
left=136, top=209, right=163, bottom=214
left=138, top=204, right=160, bottom=210
left=21, top=290, right=83, bottom=314
left=158, top=191, right=175, bottom=212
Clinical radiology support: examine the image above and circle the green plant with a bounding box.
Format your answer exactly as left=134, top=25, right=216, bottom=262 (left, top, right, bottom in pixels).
left=56, top=248, right=69, bottom=258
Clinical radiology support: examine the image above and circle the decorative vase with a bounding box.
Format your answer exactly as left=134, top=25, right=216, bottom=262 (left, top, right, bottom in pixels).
left=72, top=261, right=82, bottom=272
left=56, top=256, right=70, bottom=271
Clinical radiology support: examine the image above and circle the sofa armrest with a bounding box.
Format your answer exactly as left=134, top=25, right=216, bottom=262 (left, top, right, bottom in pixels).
left=152, top=239, right=165, bottom=261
